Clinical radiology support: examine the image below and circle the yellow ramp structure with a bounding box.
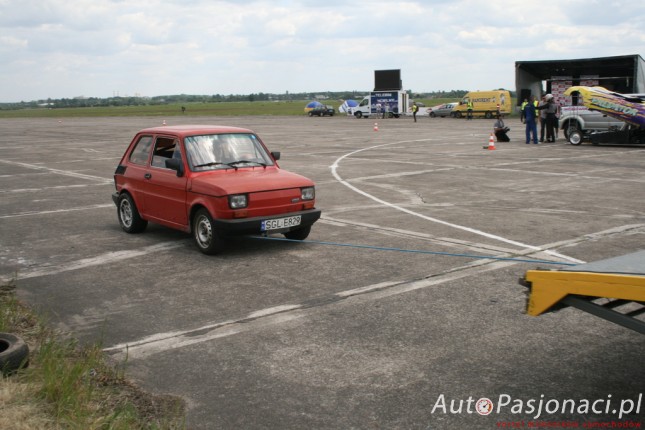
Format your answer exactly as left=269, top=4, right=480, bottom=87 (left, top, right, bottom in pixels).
left=522, top=250, right=645, bottom=334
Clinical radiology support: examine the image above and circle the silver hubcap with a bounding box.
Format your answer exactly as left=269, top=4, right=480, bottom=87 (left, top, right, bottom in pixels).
left=195, top=216, right=212, bottom=248
left=119, top=200, right=133, bottom=227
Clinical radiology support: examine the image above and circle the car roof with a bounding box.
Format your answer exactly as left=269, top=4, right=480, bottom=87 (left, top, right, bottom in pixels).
left=137, top=125, right=254, bottom=137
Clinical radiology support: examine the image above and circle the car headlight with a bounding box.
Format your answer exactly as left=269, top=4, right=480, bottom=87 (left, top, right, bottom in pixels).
left=229, top=194, right=248, bottom=209
left=301, top=187, right=315, bottom=201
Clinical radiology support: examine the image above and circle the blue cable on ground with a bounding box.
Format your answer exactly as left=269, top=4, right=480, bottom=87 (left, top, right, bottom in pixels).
left=249, top=236, right=578, bottom=267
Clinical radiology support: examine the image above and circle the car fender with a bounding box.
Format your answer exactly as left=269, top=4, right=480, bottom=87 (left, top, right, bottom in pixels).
left=115, top=187, right=148, bottom=220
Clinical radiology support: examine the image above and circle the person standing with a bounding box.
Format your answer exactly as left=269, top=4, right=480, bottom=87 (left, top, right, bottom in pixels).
left=466, top=99, right=473, bottom=120
left=544, top=94, right=558, bottom=142
left=412, top=102, right=419, bottom=122
left=520, top=98, right=528, bottom=123
left=554, top=99, right=561, bottom=140
left=523, top=96, right=539, bottom=144
left=538, top=95, right=547, bottom=142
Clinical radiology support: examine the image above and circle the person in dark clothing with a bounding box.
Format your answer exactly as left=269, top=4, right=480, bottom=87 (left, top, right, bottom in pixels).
left=523, top=96, right=539, bottom=144
left=537, top=94, right=557, bottom=142
left=494, top=114, right=510, bottom=142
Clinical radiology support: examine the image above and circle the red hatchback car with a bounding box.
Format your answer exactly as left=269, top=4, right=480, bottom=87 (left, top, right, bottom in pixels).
left=112, top=125, right=321, bottom=254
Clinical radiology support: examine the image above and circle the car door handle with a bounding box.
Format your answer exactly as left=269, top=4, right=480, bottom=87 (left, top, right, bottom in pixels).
left=144, top=173, right=152, bottom=179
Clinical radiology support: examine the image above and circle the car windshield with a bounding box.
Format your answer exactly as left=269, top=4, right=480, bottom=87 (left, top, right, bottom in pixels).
left=184, top=133, right=274, bottom=171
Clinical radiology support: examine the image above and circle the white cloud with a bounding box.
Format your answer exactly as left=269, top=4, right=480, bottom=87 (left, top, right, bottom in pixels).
left=0, top=0, right=643, bottom=101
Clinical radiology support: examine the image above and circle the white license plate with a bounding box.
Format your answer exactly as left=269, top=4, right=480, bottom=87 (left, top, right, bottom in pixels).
left=261, top=216, right=301, bottom=231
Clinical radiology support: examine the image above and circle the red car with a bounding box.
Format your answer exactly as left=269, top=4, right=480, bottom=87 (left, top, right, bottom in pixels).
left=112, top=125, right=321, bottom=254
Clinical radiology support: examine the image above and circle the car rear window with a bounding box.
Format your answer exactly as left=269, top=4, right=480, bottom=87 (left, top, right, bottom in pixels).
left=129, top=136, right=153, bottom=165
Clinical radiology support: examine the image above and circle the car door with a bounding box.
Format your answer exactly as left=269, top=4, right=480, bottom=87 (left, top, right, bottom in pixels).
left=123, top=134, right=154, bottom=214
left=142, top=136, right=189, bottom=228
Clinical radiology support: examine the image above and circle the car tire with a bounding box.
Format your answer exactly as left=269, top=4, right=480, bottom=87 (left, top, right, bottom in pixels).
left=283, top=225, right=311, bottom=241
left=485, top=111, right=493, bottom=119
left=429, top=112, right=436, bottom=118
left=569, top=129, right=583, bottom=145
left=308, top=112, right=313, bottom=117
left=454, top=111, right=462, bottom=118
left=0, top=332, right=29, bottom=376
left=564, top=125, right=578, bottom=140
left=354, top=112, right=363, bottom=119
left=117, top=193, right=147, bottom=233
left=192, top=209, right=225, bottom=255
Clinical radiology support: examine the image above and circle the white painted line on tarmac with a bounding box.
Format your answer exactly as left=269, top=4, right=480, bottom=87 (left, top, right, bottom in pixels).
left=0, top=184, right=108, bottom=194
left=0, top=203, right=114, bottom=219
left=329, top=140, right=584, bottom=264
left=101, top=224, right=645, bottom=360
left=8, top=241, right=185, bottom=281
left=104, top=259, right=512, bottom=361
left=0, top=159, right=112, bottom=183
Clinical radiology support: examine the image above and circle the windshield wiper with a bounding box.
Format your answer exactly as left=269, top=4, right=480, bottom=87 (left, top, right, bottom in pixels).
left=193, top=160, right=267, bottom=170
left=193, top=162, right=225, bottom=168
left=228, top=160, right=267, bottom=168
left=192, top=161, right=241, bottom=170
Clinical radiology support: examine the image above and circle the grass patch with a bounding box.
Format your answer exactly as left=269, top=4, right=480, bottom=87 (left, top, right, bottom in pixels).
left=0, top=100, right=317, bottom=118
left=0, top=279, right=185, bottom=429
left=0, top=98, right=470, bottom=119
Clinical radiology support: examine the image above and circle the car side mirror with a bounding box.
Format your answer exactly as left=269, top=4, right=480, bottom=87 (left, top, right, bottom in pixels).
left=271, top=151, right=281, bottom=161
left=165, top=158, right=184, bottom=177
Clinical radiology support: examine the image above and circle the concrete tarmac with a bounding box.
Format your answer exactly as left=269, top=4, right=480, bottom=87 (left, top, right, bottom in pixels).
left=1, top=114, right=644, bottom=429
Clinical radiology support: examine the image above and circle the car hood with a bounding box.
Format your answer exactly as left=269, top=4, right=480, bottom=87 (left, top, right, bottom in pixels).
left=189, top=167, right=314, bottom=196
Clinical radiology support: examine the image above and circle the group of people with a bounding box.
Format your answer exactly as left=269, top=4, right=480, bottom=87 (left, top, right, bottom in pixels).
left=374, top=102, right=397, bottom=119
left=520, top=94, right=561, bottom=144
left=493, top=94, right=561, bottom=144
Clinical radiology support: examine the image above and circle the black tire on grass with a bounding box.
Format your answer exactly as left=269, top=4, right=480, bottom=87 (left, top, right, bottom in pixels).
left=0, top=332, right=29, bottom=376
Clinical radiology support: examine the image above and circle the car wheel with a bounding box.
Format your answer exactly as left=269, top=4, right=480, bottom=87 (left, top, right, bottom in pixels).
left=193, top=209, right=225, bottom=255
left=484, top=111, right=492, bottom=119
left=117, top=193, right=147, bottom=233
left=429, top=112, right=436, bottom=118
left=283, top=225, right=311, bottom=241
left=569, top=129, right=583, bottom=145
left=308, top=112, right=313, bottom=117
left=454, top=111, right=462, bottom=118
left=0, top=332, right=29, bottom=376
left=564, top=124, right=578, bottom=140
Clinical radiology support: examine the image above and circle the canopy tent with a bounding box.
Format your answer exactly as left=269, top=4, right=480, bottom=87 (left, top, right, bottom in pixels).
left=304, top=101, right=323, bottom=113
left=339, top=99, right=358, bottom=113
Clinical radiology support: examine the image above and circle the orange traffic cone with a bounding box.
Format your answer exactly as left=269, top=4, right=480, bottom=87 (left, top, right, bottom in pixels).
left=487, top=133, right=496, bottom=150
left=374, top=122, right=379, bottom=131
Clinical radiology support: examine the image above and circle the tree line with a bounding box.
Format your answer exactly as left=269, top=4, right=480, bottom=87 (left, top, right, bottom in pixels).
left=0, top=89, right=510, bottom=110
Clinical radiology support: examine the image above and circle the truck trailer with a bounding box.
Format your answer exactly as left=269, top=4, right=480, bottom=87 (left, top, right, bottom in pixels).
left=353, top=91, right=409, bottom=119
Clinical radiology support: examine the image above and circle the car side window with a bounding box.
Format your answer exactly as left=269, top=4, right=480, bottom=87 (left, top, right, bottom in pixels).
left=151, top=137, right=180, bottom=169
left=129, top=136, right=153, bottom=165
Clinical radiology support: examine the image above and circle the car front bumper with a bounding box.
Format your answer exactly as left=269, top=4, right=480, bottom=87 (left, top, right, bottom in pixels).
left=212, top=208, right=322, bottom=236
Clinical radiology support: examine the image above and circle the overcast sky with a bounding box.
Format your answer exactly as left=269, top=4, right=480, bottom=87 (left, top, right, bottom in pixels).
left=1, top=0, right=644, bottom=102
